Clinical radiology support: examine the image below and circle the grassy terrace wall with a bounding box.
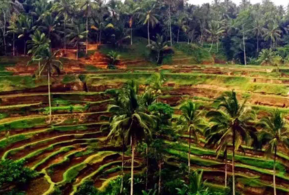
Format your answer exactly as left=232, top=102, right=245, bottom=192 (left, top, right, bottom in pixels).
left=1, top=63, right=289, bottom=195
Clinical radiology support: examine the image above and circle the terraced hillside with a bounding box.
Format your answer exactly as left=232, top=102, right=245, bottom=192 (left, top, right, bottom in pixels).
left=2, top=59, right=289, bottom=195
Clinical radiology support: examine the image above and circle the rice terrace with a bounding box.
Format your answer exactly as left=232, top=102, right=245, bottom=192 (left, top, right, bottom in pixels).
left=2, top=0, right=289, bottom=195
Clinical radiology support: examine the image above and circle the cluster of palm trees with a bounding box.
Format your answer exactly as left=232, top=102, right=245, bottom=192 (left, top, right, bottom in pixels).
left=1, top=0, right=289, bottom=63
left=107, top=78, right=289, bottom=195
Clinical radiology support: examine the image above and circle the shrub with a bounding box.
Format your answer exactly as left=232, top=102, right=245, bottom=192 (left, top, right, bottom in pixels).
left=0, top=160, right=37, bottom=190
left=75, top=180, right=98, bottom=195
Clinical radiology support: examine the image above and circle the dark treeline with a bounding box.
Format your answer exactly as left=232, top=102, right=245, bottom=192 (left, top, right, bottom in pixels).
left=1, top=0, right=289, bottom=63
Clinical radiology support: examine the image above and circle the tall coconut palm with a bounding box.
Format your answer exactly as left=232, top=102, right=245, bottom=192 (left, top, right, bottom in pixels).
left=177, top=101, right=204, bottom=174
left=257, top=110, right=289, bottom=195
left=17, top=14, right=34, bottom=55
left=66, top=23, right=88, bottom=60
left=78, top=0, right=97, bottom=54
left=205, top=117, right=230, bottom=188
left=29, top=41, right=62, bottom=124
left=206, top=91, right=256, bottom=195
left=206, top=20, right=225, bottom=52
left=140, top=3, right=159, bottom=45
left=108, top=80, right=154, bottom=195
left=7, top=13, right=18, bottom=56
left=264, top=21, right=282, bottom=49
left=121, top=0, right=140, bottom=45
left=38, top=14, right=62, bottom=46
left=52, top=0, right=73, bottom=55
left=27, top=30, right=51, bottom=69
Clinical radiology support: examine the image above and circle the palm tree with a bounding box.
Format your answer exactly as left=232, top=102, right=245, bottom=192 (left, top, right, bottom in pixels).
left=206, top=20, right=225, bottom=52
left=38, top=14, right=62, bottom=46
left=108, top=81, right=154, bottom=195
left=205, top=115, right=232, bottom=188
left=7, top=13, right=18, bottom=56
left=52, top=0, right=73, bottom=55
left=177, top=101, right=204, bottom=174
left=264, top=21, right=282, bottom=49
left=206, top=91, right=256, bottom=195
left=140, top=3, right=159, bottom=45
left=27, top=30, right=51, bottom=69
left=257, top=110, right=289, bottom=195
left=121, top=0, right=140, bottom=45
left=29, top=42, right=62, bottom=123
left=66, top=23, right=88, bottom=60
left=147, top=34, right=171, bottom=64
left=17, top=14, right=34, bottom=55
left=78, top=0, right=96, bottom=54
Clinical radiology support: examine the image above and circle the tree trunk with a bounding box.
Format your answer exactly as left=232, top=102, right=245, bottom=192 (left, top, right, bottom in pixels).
left=157, top=52, right=160, bottom=64
left=209, top=41, right=213, bottom=53
left=120, top=137, right=124, bottom=194
left=24, top=41, right=27, bottom=56
left=3, top=12, right=6, bottom=55
left=188, top=128, right=191, bottom=174
left=64, top=19, right=67, bottom=55
left=242, top=25, right=247, bottom=65
left=99, top=30, right=102, bottom=44
left=130, top=28, right=133, bottom=46
left=217, top=35, right=219, bottom=52
left=76, top=42, right=79, bottom=60
left=147, top=20, right=150, bottom=45
left=273, top=146, right=277, bottom=195
left=38, top=61, right=40, bottom=70
left=177, top=28, right=180, bottom=43
left=169, top=4, right=172, bottom=47
left=86, top=15, right=88, bottom=54
left=224, top=150, right=227, bottom=188
left=130, top=136, right=135, bottom=195
left=13, top=33, right=15, bottom=56
left=158, top=161, right=162, bottom=195
left=47, top=72, right=52, bottom=123
left=145, top=146, right=149, bottom=190
left=256, top=30, right=259, bottom=54
left=232, top=130, right=236, bottom=195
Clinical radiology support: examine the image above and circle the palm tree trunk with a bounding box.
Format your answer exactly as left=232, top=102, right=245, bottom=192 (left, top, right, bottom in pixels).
left=188, top=128, right=191, bottom=174
left=169, top=4, right=173, bottom=47
left=24, top=41, right=27, bottom=56
left=86, top=15, right=88, bottom=54
left=177, top=28, right=180, bottom=43
left=13, top=32, right=15, bottom=56
left=217, top=35, right=219, bottom=52
left=47, top=72, right=52, bottom=123
left=157, top=52, right=160, bottom=64
left=242, top=25, right=247, bottom=65
left=120, top=137, right=124, bottom=194
left=147, top=20, right=150, bottom=45
left=225, top=150, right=227, bottom=188
left=273, top=146, right=277, bottom=195
left=158, top=160, right=162, bottom=195
left=209, top=41, right=213, bottom=53
left=256, top=30, right=259, bottom=54
left=64, top=19, right=67, bottom=55
left=130, top=135, right=135, bottom=195
left=131, top=28, right=133, bottom=46
left=99, top=30, right=102, bottom=44
left=145, top=146, right=149, bottom=190
left=232, top=130, right=236, bottom=195
left=3, top=12, right=6, bottom=55
left=76, top=42, right=79, bottom=60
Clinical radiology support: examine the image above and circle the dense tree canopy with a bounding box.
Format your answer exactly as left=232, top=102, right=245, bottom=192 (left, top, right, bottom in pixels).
left=1, top=0, right=289, bottom=64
